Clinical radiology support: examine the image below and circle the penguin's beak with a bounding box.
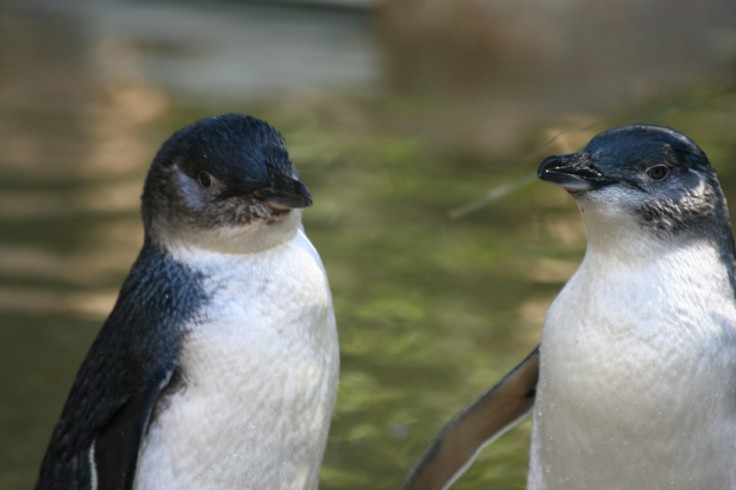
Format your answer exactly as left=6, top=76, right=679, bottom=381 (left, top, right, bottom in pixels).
left=538, top=153, right=615, bottom=192
left=254, top=176, right=313, bottom=210
left=221, top=174, right=313, bottom=209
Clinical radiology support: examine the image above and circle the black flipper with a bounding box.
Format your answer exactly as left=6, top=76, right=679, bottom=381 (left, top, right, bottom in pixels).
left=402, top=345, right=540, bottom=490
left=92, top=368, right=174, bottom=490
left=35, top=242, right=204, bottom=490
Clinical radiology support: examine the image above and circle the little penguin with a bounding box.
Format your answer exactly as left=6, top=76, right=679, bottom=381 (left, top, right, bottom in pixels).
left=402, top=124, right=736, bottom=489
left=35, top=113, right=339, bottom=490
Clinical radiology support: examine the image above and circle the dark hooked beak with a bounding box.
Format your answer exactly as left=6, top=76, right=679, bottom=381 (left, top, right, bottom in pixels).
left=254, top=175, right=313, bottom=210
left=537, top=153, right=615, bottom=192
left=221, top=170, right=313, bottom=209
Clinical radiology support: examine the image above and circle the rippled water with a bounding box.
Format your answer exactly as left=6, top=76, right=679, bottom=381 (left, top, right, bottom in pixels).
left=1, top=1, right=735, bottom=488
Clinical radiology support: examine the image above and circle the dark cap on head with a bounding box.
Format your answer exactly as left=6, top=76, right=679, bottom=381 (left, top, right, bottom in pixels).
left=141, top=114, right=312, bottom=240
left=538, top=124, right=734, bottom=249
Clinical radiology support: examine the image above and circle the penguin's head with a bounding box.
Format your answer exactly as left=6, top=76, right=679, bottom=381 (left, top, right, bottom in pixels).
left=538, top=124, right=732, bottom=246
left=142, top=113, right=312, bottom=254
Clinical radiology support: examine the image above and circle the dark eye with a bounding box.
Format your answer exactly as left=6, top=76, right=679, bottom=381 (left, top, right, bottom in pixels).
left=198, top=171, right=213, bottom=188
left=646, top=165, right=669, bottom=181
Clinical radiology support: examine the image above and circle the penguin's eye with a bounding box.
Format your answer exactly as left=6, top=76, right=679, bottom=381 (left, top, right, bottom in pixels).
left=646, top=165, right=670, bottom=181
left=198, top=171, right=213, bottom=188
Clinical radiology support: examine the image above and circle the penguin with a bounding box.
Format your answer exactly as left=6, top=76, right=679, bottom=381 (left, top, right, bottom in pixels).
left=35, top=113, right=339, bottom=490
left=403, top=124, right=736, bottom=489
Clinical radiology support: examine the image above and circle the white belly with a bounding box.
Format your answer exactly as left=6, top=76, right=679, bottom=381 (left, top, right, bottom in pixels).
left=134, top=230, right=339, bottom=490
left=529, top=244, right=736, bottom=489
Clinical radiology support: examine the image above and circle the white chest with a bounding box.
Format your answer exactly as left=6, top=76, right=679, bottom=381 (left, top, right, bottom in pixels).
left=529, top=242, right=736, bottom=489
left=134, top=230, right=339, bottom=490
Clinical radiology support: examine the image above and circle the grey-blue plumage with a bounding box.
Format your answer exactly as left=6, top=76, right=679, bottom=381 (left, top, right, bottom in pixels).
left=36, top=114, right=339, bottom=489
left=37, top=245, right=204, bottom=488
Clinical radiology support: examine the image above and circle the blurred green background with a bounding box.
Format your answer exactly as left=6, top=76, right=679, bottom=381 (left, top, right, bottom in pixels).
left=1, top=0, right=735, bottom=488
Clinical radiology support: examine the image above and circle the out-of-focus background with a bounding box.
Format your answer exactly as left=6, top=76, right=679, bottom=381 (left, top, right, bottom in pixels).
left=1, top=0, right=735, bottom=488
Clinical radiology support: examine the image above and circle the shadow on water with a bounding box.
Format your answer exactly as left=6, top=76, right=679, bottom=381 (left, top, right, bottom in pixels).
left=0, top=0, right=735, bottom=488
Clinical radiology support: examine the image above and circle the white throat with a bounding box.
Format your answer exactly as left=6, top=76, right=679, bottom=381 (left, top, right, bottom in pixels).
left=156, top=209, right=304, bottom=257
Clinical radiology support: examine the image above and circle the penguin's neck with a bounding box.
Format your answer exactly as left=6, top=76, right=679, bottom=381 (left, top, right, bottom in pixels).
left=149, top=210, right=304, bottom=256
left=578, top=207, right=736, bottom=313
left=566, top=219, right=736, bottom=345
